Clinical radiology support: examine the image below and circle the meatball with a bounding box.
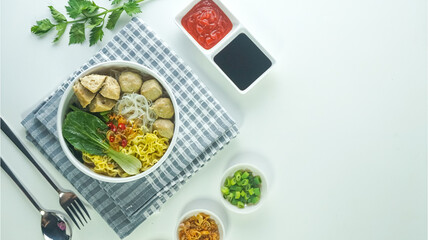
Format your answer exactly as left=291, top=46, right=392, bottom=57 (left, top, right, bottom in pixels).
left=153, top=119, right=174, bottom=139
left=140, top=79, right=163, bottom=101
left=152, top=98, right=174, bottom=119
left=118, top=71, right=143, bottom=93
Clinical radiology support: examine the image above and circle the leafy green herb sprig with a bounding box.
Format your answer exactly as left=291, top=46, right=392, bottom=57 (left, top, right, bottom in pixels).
left=31, top=0, right=144, bottom=46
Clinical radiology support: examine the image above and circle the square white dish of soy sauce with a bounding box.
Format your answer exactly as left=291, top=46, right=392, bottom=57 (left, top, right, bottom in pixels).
left=175, top=0, right=276, bottom=94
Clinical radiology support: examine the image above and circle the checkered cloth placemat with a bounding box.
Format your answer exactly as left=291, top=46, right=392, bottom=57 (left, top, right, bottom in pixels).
left=22, top=18, right=238, bottom=238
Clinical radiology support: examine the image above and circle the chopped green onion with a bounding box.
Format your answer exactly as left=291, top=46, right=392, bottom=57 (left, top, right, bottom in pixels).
left=235, top=174, right=241, bottom=181
left=221, top=186, right=229, bottom=195
left=225, top=177, right=232, bottom=186
left=227, top=193, right=234, bottom=201
left=248, top=188, right=255, bottom=195
left=222, top=169, right=263, bottom=209
left=252, top=197, right=260, bottom=204
left=230, top=185, right=242, bottom=191
left=235, top=191, right=241, bottom=199
left=254, top=176, right=262, bottom=185
left=240, top=190, right=246, bottom=198
left=239, top=179, right=249, bottom=186
left=254, top=188, right=261, bottom=196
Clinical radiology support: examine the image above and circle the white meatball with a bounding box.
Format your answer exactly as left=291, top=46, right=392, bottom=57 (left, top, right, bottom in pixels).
left=118, top=71, right=142, bottom=93
left=152, top=98, right=174, bottom=119
left=153, top=119, right=174, bottom=139
left=140, top=79, right=163, bottom=101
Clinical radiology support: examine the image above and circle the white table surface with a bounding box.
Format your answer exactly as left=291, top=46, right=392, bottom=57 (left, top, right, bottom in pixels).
left=1, top=0, right=427, bottom=239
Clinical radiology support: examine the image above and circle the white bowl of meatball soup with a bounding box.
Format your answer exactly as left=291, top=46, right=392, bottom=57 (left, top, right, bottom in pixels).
left=57, top=61, right=180, bottom=183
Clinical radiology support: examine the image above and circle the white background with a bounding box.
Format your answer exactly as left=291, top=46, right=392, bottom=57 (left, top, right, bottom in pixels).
left=1, top=0, right=427, bottom=239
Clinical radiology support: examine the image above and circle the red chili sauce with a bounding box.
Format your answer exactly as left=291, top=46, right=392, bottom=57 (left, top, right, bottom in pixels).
left=181, top=0, right=233, bottom=50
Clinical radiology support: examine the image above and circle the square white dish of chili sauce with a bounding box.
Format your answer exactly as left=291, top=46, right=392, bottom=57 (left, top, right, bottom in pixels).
left=175, top=0, right=276, bottom=94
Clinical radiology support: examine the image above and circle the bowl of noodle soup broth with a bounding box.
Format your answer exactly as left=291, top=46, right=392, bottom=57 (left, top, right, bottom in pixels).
left=57, top=61, right=179, bottom=183
left=175, top=209, right=225, bottom=240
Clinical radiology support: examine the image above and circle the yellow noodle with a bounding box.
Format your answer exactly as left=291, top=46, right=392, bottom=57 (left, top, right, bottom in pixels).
left=82, top=153, right=128, bottom=177
left=82, top=129, right=169, bottom=177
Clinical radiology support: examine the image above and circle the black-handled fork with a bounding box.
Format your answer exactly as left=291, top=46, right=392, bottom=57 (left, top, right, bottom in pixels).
left=1, top=157, right=72, bottom=240
left=1, top=117, right=91, bottom=229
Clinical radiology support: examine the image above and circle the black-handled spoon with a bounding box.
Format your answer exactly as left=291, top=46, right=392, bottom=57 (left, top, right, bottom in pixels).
left=1, top=157, right=72, bottom=240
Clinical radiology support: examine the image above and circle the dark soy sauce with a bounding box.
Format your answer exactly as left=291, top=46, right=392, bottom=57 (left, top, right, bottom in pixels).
left=214, top=33, right=272, bottom=91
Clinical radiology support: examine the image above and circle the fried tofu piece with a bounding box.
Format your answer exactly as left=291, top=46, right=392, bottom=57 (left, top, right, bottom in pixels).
left=80, top=74, right=107, bottom=93
left=73, top=81, right=95, bottom=108
left=118, top=71, right=142, bottom=93
left=88, top=93, right=116, bottom=112
left=140, top=79, right=163, bottom=101
left=153, top=119, right=174, bottom=139
left=99, top=76, right=120, bottom=100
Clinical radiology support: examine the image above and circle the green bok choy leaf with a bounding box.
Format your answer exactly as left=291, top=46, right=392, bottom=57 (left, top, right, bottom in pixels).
left=62, top=110, right=141, bottom=175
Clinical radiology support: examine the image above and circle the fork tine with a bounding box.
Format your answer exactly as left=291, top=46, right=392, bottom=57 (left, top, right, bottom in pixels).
left=75, top=198, right=91, bottom=220
left=68, top=204, right=84, bottom=226
left=72, top=201, right=87, bottom=223
left=65, top=207, right=80, bottom=230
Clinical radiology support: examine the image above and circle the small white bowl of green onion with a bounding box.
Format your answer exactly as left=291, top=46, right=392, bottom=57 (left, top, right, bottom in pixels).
left=220, top=163, right=267, bottom=213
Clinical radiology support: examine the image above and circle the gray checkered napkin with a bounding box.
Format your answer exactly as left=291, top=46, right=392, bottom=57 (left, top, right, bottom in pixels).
left=21, top=18, right=238, bottom=239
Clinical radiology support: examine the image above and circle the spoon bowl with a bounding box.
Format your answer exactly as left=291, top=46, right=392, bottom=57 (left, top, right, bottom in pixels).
left=41, top=211, right=72, bottom=240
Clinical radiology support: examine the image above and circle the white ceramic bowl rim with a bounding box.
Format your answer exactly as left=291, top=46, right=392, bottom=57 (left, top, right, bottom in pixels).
left=175, top=209, right=225, bottom=240
left=57, top=60, right=180, bottom=183
left=219, top=162, right=268, bottom=214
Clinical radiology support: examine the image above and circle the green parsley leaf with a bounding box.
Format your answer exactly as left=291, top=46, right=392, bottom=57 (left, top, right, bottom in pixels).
left=123, top=0, right=141, bottom=16
left=31, top=19, right=55, bottom=35
left=54, top=22, right=68, bottom=42
left=82, top=2, right=99, bottom=15
left=89, top=26, right=104, bottom=46
left=49, top=6, right=67, bottom=22
left=106, top=9, right=123, bottom=30
left=66, top=0, right=93, bottom=19
left=69, top=23, right=86, bottom=44
left=66, top=0, right=82, bottom=18
left=32, top=0, right=148, bottom=46
left=88, top=16, right=103, bottom=28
